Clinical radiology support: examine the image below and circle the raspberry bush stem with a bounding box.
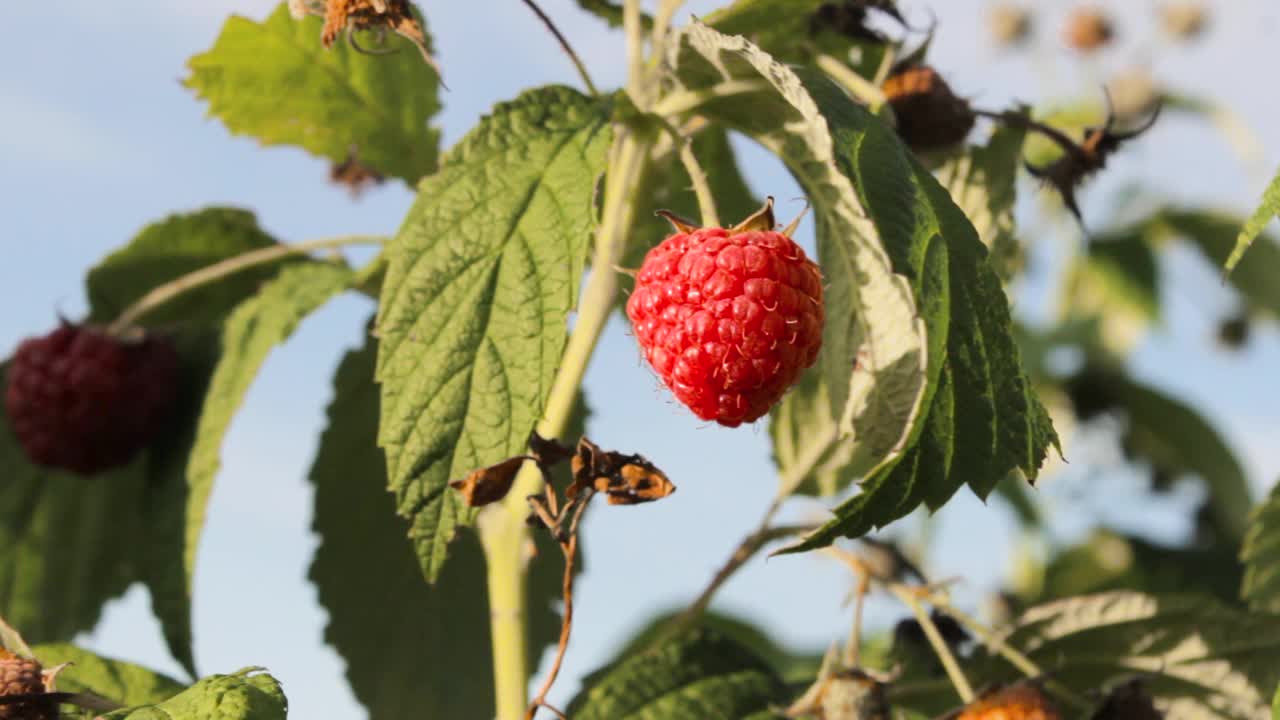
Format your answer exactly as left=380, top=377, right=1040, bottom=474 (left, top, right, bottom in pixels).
left=679, top=140, right=720, bottom=227
left=108, top=235, right=386, bottom=333
left=480, top=131, right=649, bottom=720
left=815, top=54, right=892, bottom=118
left=652, top=80, right=772, bottom=117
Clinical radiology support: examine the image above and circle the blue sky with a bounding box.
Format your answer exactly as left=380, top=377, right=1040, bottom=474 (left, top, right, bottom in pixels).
left=2, top=1, right=1279, bottom=717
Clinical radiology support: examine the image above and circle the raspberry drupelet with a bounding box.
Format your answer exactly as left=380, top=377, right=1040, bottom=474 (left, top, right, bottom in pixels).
left=626, top=200, right=824, bottom=427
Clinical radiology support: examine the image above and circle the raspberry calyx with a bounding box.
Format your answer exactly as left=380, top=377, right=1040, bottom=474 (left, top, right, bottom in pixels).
left=626, top=199, right=824, bottom=428
left=5, top=322, right=180, bottom=475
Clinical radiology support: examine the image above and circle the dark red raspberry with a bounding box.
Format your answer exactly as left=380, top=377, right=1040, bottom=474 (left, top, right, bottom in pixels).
left=626, top=206, right=824, bottom=427
left=0, top=649, right=53, bottom=720
left=5, top=323, right=179, bottom=475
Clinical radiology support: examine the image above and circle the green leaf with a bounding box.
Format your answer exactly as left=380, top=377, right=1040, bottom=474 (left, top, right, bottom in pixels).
left=565, top=628, right=789, bottom=720
left=185, top=3, right=442, bottom=185
left=307, top=337, right=491, bottom=719
left=610, top=610, right=838, bottom=686
left=935, top=124, right=1027, bottom=278
left=666, top=23, right=930, bottom=494
left=1272, top=684, right=1279, bottom=719
left=86, top=209, right=293, bottom=328
left=1033, top=529, right=1242, bottom=606
left=1226, top=166, right=1280, bottom=274
left=1101, top=370, right=1253, bottom=541
left=1242, top=482, right=1280, bottom=612
left=1153, top=210, right=1280, bottom=319
left=374, top=85, right=611, bottom=581
left=99, top=668, right=287, bottom=720
left=896, top=592, right=1280, bottom=720
left=1061, top=230, right=1160, bottom=354
left=184, top=261, right=352, bottom=619
left=309, top=334, right=583, bottom=718
left=664, top=26, right=1056, bottom=537
left=704, top=0, right=887, bottom=70
left=574, top=0, right=651, bottom=29
left=1, top=208, right=296, bottom=675
left=31, top=643, right=185, bottom=707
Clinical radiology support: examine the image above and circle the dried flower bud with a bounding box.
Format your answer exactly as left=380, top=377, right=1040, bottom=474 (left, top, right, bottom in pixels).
left=450, top=456, right=528, bottom=507
left=988, top=3, right=1032, bottom=48
left=1064, top=7, right=1114, bottom=52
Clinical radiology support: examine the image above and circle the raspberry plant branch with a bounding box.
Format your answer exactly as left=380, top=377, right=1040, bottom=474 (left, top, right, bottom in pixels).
left=650, top=0, right=686, bottom=61
left=679, top=139, right=721, bottom=227
left=107, top=235, right=386, bottom=333
left=480, top=130, right=650, bottom=720
left=518, top=0, right=599, bottom=97
left=815, top=53, right=891, bottom=117
left=650, top=80, right=772, bottom=117
left=625, top=0, right=645, bottom=99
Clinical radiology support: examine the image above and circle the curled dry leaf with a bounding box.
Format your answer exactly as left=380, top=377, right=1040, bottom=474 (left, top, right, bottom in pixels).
left=449, top=456, right=529, bottom=507
left=568, top=438, right=676, bottom=506
left=527, top=430, right=575, bottom=468
left=330, top=146, right=386, bottom=197
left=1021, top=99, right=1161, bottom=227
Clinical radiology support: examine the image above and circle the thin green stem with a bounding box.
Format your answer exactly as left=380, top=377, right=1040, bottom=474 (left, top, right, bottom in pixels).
left=108, top=235, right=386, bottom=333
left=480, top=131, right=649, bottom=720
left=479, top=508, right=531, bottom=720
left=923, top=594, right=1091, bottom=712
left=679, top=141, right=719, bottom=227
left=518, top=0, right=600, bottom=96
left=625, top=0, right=644, bottom=99
left=651, top=0, right=686, bottom=59
left=888, top=584, right=975, bottom=703
left=652, top=80, right=771, bottom=117
left=815, top=54, right=889, bottom=114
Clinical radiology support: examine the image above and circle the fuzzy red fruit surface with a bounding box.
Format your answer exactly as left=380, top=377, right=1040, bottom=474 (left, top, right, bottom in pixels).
left=626, top=227, right=824, bottom=427
left=5, top=324, right=180, bottom=475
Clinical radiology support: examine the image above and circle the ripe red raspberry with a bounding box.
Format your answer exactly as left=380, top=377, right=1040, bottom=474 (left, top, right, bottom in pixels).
left=0, top=649, right=53, bottom=720
left=5, top=323, right=179, bottom=475
left=626, top=202, right=824, bottom=427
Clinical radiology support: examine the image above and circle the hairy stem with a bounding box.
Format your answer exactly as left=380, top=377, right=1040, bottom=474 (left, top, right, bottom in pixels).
left=625, top=0, right=644, bottom=99
left=108, top=235, right=386, bottom=333
left=480, top=130, right=648, bottom=720
left=518, top=0, right=600, bottom=96
left=679, top=140, right=720, bottom=227
left=651, top=0, right=687, bottom=59
left=815, top=54, right=890, bottom=116
left=652, top=80, right=771, bottom=117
